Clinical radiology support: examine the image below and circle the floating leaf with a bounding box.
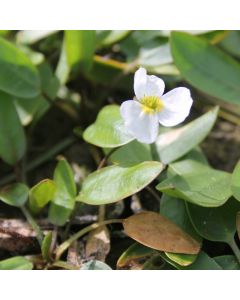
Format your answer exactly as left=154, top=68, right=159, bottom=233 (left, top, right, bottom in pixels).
left=0, top=256, right=33, bottom=270
left=186, top=198, right=240, bottom=243
left=80, top=260, right=112, bottom=270
left=117, top=243, right=156, bottom=269
left=154, top=107, right=218, bottom=164
left=65, top=30, right=96, bottom=74
left=214, top=255, right=240, bottom=270
left=123, top=211, right=200, bottom=254
left=41, top=232, right=53, bottom=262
left=0, top=92, right=26, bottom=165
left=0, top=37, right=40, bottom=98
left=0, top=183, right=29, bottom=207
left=157, top=160, right=232, bottom=207
left=83, top=105, right=134, bottom=148
left=49, top=159, right=77, bottom=226
left=171, top=32, right=240, bottom=105
left=77, top=162, right=163, bottom=205
left=29, top=179, right=56, bottom=214
left=231, top=160, right=240, bottom=202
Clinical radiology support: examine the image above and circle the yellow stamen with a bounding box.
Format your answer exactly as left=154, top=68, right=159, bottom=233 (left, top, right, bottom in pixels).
left=140, top=95, right=164, bottom=114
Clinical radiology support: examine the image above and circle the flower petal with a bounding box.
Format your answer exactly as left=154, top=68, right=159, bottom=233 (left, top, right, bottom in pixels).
left=134, top=67, right=165, bottom=100
left=158, top=87, right=193, bottom=127
left=120, top=100, right=159, bottom=144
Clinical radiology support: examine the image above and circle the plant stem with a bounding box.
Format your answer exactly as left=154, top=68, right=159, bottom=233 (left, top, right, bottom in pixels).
left=21, top=206, right=44, bottom=246
left=228, top=238, right=240, bottom=265
left=55, top=219, right=123, bottom=260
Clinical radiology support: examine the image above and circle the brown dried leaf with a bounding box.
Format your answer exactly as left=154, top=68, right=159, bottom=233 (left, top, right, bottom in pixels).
left=123, top=211, right=201, bottom=255
left=85, top=226, right=110, bottom=261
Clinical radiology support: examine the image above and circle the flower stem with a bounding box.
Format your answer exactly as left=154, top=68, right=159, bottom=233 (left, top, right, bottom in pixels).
left=55, top=219, right=123, bottom=261
left=228, top=237, right=240, bottom=265
left=21, top=206, right=44, bottom=246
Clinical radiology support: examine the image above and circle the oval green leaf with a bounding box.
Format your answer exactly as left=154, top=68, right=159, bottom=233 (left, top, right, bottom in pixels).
left=0, top=37, right=40, bottom=98
left=65, top=30, right=96, bottom=74
left=214, top=255, right=240, bottom=270
left=49, top=159, right=77, bottom=226
left=0, top=256, right=33, bottom=270
left=171, top=32, right=240, bottom=105
left=0, top=92, right=26, bottom=165
left=77, top=161, right=163, bottom=205
left=0, top=183, right=29, bottom=207
left=231, top=160, right=240, bottom=201
left=83, top=105, right=134, bottom=148
left=155, top=107, right=218, bottom=164
left=29, top=179, right=56, bottom=214
left=157, top=160, right=232, bottom=207
left=186, top=198, right=240, bottom=243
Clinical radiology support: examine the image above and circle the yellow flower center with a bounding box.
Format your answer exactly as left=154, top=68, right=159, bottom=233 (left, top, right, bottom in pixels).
left=140, top=95, right=164, bottom=114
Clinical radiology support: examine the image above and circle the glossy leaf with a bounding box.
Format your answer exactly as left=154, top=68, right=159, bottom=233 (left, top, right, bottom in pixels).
left=214, top=255, right=240, bottom=270
left=123, top=211, right=201, bottom=254
left=80, top=260, right=112, bottom=270
left=109, top=140, right=152, bottom=167
left=231, top=160, right=240, bottom=201
left=117, top=243, right=156, bottom=269
left=160, top=251, right=222, bottom=270
left=49, top=159, right=77, bottom=226
left=0, top=256, right=33, bottom=270
left=154, top=107, right=218, bottom=164
left=157, top=160, right=232, bottom=207
left=171, top=32, right=240, bottom=105
left=77, top=162, right=163, bottom=205
left=0, top=183, right=29, bottom=207
left=165, top=252, right=197, bottom=266
left=186, top=198, right=240, bottom=243
left=65, top=30, right=96, bottom=74
left=29, top=179, right=56, bottom=214
left=41, top=232, right=53, bottom=262
left=0, top=37, right=40, bottom=98
left=0, top=92, right=26, bottom=165
left=83, top=105, right=134, bottom=148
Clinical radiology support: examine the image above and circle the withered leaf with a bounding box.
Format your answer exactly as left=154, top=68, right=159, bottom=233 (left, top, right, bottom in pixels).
left=123, top=211, right=201, bottom=255
left=85, top=225, right=110, bottom=262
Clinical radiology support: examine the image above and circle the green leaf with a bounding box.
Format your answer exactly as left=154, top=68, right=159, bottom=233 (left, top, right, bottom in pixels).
left=231, top=160, right=240, bottom=201
left=165, top=252, right=197, bottom=267
left=41, top=232, right=53, bottom=262
left=186, top=198, right=240, bottom=243
left=0, top=183, right=29, bottom=207
left=154, top=107, right=218, bottom=164
left=14, top=95, right=50, bottom=126
left=29, top=179, right=56, bottom=214
left=0, top=92, right=26, bottom=165
left=38, top=62, right=59, bottom=100
left=0, top=37, right=40, bottom=98
left=77, top=161, right=163, bottom=205
left=214, top=255, right=240, bottom=270
left=109, top=140, right=152, bottom=167
left=49, top=159, right=77, bottom=226
left=80, top=260, right=112, bottom=270
left=171, top=32, right=240, bottom=105
left=156, top=160, right=232, bottom=207
left=16, top=30, right=58, bottom=45
left=65, top=30, right=96, bottom=74
left=83, top=105, right=134, bottom=148
left=97, top=30, right=130, bottom=47
left=160, top=194, right=201, bottom=242
left=160, top=251, right=222, bottom=270
left=117, top=242, right=156, bottom=269
left=55, top=40, right=70, bottom=85
left=0, top=256, right=33, bottom=270
left=219, top=31, right=240, bottom=58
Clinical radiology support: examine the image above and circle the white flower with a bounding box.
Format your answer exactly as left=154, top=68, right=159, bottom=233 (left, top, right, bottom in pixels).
left=120, top=67, right=193, bottom=144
